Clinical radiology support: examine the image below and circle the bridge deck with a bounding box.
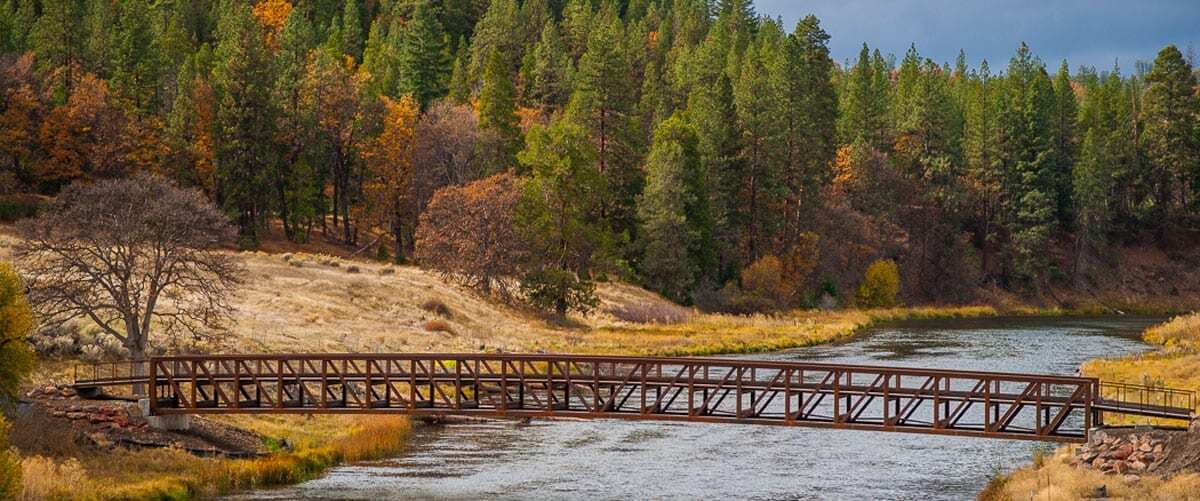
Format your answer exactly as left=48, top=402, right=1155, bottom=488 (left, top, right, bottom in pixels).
left=72, top=354, right=1194, bottom=442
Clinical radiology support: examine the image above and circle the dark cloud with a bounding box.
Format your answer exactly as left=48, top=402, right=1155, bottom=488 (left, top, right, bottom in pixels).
left=756, top=0, right=1200, bottom=71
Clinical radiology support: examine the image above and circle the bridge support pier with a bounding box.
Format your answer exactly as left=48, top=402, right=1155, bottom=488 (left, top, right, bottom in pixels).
left=138, top=399, right=190, bottom=431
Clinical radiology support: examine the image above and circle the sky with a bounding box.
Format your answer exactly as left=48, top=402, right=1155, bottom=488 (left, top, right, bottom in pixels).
left=754, top=0, right=1200, bottom=72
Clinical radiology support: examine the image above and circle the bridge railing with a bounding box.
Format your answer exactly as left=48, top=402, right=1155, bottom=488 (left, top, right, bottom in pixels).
left=134, top=353, right=1105, bottom=442
left=1098, top=381, right=1195, bottom=414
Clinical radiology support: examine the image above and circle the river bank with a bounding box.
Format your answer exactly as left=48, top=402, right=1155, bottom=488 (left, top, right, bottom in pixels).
left=981, top=312, right=1200, bottom=500
left=12, top=306, right=1191, bottom=500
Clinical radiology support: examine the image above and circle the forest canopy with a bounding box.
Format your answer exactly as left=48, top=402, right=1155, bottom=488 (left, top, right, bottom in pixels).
left=0, top=0, right=1197, bottom=312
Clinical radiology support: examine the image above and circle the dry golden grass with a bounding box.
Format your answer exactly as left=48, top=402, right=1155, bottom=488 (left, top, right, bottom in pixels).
left=989, top=447, right=1200, bottom=501
left=19, top=415, right=411, bottom=500
left=149, top=249, right=1001, bottom=357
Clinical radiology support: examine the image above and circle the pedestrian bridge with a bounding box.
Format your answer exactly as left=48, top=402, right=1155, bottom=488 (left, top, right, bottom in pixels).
left=72, top=353, right=1195, bottom=443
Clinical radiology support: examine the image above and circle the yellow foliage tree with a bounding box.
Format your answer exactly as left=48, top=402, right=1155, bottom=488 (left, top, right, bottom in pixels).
left=0, top=262, right=33, bottom=402
left=855, top=259, right=901, bottom=308
left=362, top=95, right=420, bottom=261
left=252, top=0, right=293, bottom=49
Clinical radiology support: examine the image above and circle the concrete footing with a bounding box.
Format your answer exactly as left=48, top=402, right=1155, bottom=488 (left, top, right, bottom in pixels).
left=138, top=399, right=190, bottom=431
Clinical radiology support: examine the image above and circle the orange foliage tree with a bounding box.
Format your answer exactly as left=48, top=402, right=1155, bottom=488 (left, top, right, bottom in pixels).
left=414, top=173, right=525, bottom=298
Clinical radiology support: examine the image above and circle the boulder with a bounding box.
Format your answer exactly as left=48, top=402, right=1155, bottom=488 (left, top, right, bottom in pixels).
left=1110, top=444, right=1135, bottom=460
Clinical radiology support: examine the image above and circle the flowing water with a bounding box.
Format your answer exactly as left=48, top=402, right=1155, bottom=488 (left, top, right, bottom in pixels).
left=235, top=316, right=1157, bottom=500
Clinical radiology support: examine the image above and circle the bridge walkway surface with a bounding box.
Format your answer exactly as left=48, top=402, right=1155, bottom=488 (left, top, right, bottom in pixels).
left=72, top=354, right=1195, bottom=443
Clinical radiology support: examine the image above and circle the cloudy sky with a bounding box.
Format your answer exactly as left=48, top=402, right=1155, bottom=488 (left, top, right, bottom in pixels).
left=754, top=0, right=1200, bottom=71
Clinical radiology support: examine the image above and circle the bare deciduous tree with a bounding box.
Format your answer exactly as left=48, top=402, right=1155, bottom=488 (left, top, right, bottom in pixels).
left=14, top=174, right=243, bottom=362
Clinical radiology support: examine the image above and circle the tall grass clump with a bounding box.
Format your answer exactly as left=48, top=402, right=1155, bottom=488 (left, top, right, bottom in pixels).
left=1, top=415, right=22, bottom=500
left=1144, top=312, right=1200, bottom=350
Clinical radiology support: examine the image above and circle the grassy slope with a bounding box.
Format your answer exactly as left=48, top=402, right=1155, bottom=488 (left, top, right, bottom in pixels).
left=984, top=313, right=1200, bottom=500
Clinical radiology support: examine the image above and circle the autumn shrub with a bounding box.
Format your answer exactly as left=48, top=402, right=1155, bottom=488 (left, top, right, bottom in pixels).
left=415, top=173, right=524, bottom=298
left=710, top=255, right=799, bottom=314
left=605, top=302, right=693, bottom=324
left=520, top=267, right=598, bottom=316
left=855, top=259, right=901, bottom=308
left=423, top=319, right=454, bottom=334
left=420, top=299, right=453, bottom=318
left=18, top=455, right=86, bottom=500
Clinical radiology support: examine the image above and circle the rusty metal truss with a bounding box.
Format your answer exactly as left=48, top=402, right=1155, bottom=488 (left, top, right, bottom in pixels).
left=62, top=354, right=1195, bottom=443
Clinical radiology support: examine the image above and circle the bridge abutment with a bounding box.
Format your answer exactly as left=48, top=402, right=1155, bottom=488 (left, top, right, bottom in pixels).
left=138, top=399, right=190, bottom=431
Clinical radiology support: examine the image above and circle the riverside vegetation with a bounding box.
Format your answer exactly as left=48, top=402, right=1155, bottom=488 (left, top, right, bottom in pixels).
left=982, top=312, right=1200, bottom=500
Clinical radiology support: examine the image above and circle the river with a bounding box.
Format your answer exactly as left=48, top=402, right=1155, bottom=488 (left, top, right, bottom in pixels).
left=235, top=316, right=1156, bottom=500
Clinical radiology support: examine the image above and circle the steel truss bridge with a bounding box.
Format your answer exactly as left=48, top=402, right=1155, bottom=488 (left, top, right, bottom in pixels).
left=72, top=354, right=1195, bottom=443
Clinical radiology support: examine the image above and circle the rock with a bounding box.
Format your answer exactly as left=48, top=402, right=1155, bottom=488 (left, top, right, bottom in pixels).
left=1092, top=458, right=1105, bottom=469
left=1153, top=444, right=1164, bottom=454
left=1139, top=443, right=1153, bottom=453
left=1130, top=460, right=1147, bottom=471
left=1124, top=474, right=1141, bottom=483
left=50, top=410, right=66, bottom=418
left=1110, top=444, right=1135, bottom=460
left=66, top=412, right=86, bottom=420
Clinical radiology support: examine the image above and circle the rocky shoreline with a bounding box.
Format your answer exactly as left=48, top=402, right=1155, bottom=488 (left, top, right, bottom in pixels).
left=20, top=385, right=263, bottom=458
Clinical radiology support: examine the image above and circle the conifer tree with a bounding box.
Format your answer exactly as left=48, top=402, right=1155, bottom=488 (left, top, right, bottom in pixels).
left=30, top=0, right=87, bottom=101
left=1050, top=60, right=1078, bottom=225
left=772, top=16, right=837, bottom=244
left=341, top=0, right=363, bottom=62
left=566, top=10, right=643, bottom=245
left=212, top=4, right=278, bottom=247
left=528, top=22, right=572, bottom=110
left=109, top=0, right=164, bottom=112
left=638, top=113, right=711, bottom=302
left=478, top=48, right=521, bottom=171
left=396, top=2, right=448, bottom=108
left=446, top=43, right=471, bottom=104
left=733, top=27, right=783, bottom=262
left=468, top=0, right=520, bottom=82
left=998, top=43, right=1057, bottom=281
left=838, top=43, right=890, bottom=150
left=1142, top=45, right=1199, bottom=226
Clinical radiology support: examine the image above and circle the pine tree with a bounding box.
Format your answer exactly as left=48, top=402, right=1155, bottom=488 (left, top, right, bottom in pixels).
left=638, top=112, right=712, bottom=302
left=561, top=0, right=593, bottom=61
left=528, top=22, right=572, bottom=110
left=341, top=0, right=363, bottom=62
left=838, top=43, right=890, bottom=150
left=1072, top=129, right=1114, bottom=276
left=732, top=27, right=783, bottom=262
left=109, top=0, right=164, bottom=112
left=1142, top=45, right=1199, bottom=226
left=478, top=48, right=521, bottom=171
left=211, top=3, right=278, bottom=247
left=468, top=0, right=520, bottom=82
left=446, top=43, right=471, bottom=104
left=998, top=43, right=1057, bottom=281
left=272, top=5, right=319, bottom=241
left=396, top=2, right=448, bottom=108
left=1050, top=60, right=1078, bottom=225
left=566, top=10, right=643, bottom=245
left=30, top=0, right=87, bottom=102
left=772, top=16, right=837, bottom=245
left=361, top=16, right=397, bottom=97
